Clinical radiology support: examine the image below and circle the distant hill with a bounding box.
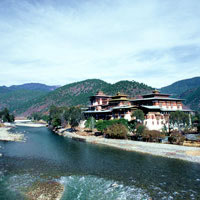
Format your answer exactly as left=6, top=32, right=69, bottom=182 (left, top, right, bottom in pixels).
left=17, top=79, right=153, bottom=116
left=161, top=77, right=200, bottom=96
left=161, top=77, right=200, bottom=111
left=180, top=87, right=200, bottom=111
left=1, top=83, right=59, bottom=92
left=0, top=83, right=60, bottom=115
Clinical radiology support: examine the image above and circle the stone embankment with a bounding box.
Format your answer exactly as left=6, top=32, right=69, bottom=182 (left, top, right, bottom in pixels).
left=55, top=129, right=200, bottom=163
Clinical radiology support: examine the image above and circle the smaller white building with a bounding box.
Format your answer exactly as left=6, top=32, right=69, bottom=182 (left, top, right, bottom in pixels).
left=130, top=90, right=192, bottom=131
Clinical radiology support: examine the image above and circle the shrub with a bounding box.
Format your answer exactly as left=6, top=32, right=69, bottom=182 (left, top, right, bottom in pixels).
left=168, top=131, right=185, bottom=145
left=136, top=124, right=145, bottom=136
left=142, top=130, right=165, bottom=142
left=96, top=120, right=112, bottom=133
left=104, top=123, right=128, bottom=139
left=96, top=119, right=129, bottom=133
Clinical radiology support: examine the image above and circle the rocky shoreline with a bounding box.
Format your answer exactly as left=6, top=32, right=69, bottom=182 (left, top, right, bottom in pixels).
left=55, top=129, right=200, bottom=164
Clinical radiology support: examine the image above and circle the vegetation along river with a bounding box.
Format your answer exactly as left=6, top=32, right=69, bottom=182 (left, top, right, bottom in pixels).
left=0, top=126, right=200, bottom=200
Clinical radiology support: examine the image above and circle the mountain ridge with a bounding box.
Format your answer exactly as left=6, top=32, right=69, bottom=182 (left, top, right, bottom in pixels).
left=161, top=77, right=200, bottom=111
left=1, top=77, right=200, bottom=115
left=15, top=79, right=154, bottom=116
left=0, top=83, right=60, bottom=92
left=160, top=76, right=200, bottom=96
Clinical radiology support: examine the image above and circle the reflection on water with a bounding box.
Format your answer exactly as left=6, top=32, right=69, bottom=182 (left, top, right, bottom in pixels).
left=0, top=126, right=200, bottom=199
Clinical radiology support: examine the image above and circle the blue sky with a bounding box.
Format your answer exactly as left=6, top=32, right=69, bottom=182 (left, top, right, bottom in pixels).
left=0, top=0, right=200, bottom=87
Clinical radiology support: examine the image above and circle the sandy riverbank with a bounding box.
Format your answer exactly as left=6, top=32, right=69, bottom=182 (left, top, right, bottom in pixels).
left=58, top=130, right=200, bottom=163
left=0, top=126, right=24, bottom=156
left=0, top=127, right=24, bottom=142
left=15, top=120, right=46, bottom=127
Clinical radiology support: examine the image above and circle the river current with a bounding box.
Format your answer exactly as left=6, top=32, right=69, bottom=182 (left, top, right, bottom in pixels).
left=0, top=126, right=200, bottom=200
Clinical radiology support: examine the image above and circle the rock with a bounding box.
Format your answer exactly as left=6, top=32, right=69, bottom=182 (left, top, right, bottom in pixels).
left=111, top=183, right=118, bottom=187
left=25, top=181, right=64, bottom=200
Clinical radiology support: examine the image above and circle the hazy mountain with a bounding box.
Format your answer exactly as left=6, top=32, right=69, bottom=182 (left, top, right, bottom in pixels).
left=1, top=83, right=60, bottom=92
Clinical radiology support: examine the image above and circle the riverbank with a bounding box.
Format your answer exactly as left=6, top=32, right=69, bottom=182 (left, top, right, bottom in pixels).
left=58, top=130, right=200, bottom=163
left=0, top=126, right=24, bottom=157
left=0, top=127, right=24, bottom=142
left=15, top=120, right=46, bottom=127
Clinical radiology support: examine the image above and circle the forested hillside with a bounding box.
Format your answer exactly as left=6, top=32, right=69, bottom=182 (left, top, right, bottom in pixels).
left=161, top=77, right=200, bottom=96
left=19, top=79, right=153, bottom=116
left=1, top=77, right=200, bottom=115
left=0, top=83, right=59, bottom=115
left=161, top=77, right=200, bottom=111
left=180, top=87, right=200, bottom=111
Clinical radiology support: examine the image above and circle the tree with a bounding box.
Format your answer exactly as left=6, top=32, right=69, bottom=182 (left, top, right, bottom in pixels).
left=52, top=117, right=61, bottom=128
left=162, top=124, right=168, bottom=136
left=0, top=108, right=15, bottom=122
left=85, top=117, right=96, bottom=132
left=48, top=105, right=84, bottom=129
left=68, top=106, right=83, bottom=130
left=48, top=105, right=62, bottom=128
left=132, top=109, right=145, bottom=123
left=192, top=112, right=200, bottom=132
left=169, top=111, right=190, bottom=131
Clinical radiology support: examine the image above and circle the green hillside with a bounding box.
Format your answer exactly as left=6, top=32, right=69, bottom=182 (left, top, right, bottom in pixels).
left=0, top=83, right=59, bottom=115
left=101, top=80, right=152, bottom=97
left=0, top=89, right=49, bottom=114
left=2, top=77, right=200, bottom=115
left=161, top=77, right=200, bottom=96
left=161, top=77, right=200, bottom=111
left=180, top=87, right=200, bottom=111
left=19, top=79, right=153, bottom=116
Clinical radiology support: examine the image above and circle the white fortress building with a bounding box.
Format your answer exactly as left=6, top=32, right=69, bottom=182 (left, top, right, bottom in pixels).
left=84, top=90, right=192, bottom=131
left=130, top=90, right=191, bottom=130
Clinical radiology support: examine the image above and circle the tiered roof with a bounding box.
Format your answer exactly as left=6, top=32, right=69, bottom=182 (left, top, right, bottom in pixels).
left=109, top=92, right=129, bottom=102
left=131, top=90, right=183, bottom=102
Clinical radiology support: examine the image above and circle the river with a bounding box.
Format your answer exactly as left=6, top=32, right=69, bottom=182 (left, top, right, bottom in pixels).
left=0, top=126, right=200, bottom=200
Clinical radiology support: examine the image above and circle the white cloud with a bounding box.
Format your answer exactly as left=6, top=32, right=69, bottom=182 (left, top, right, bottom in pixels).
left=0, top=0, right=200, bottom=87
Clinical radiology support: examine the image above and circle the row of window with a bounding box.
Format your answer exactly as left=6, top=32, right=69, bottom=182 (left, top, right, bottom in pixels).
left=145, top=120, right=165, bottom=125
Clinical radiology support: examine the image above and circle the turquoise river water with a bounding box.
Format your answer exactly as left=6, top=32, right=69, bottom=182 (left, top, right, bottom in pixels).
left=0, top=126, right=200, bottom=200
